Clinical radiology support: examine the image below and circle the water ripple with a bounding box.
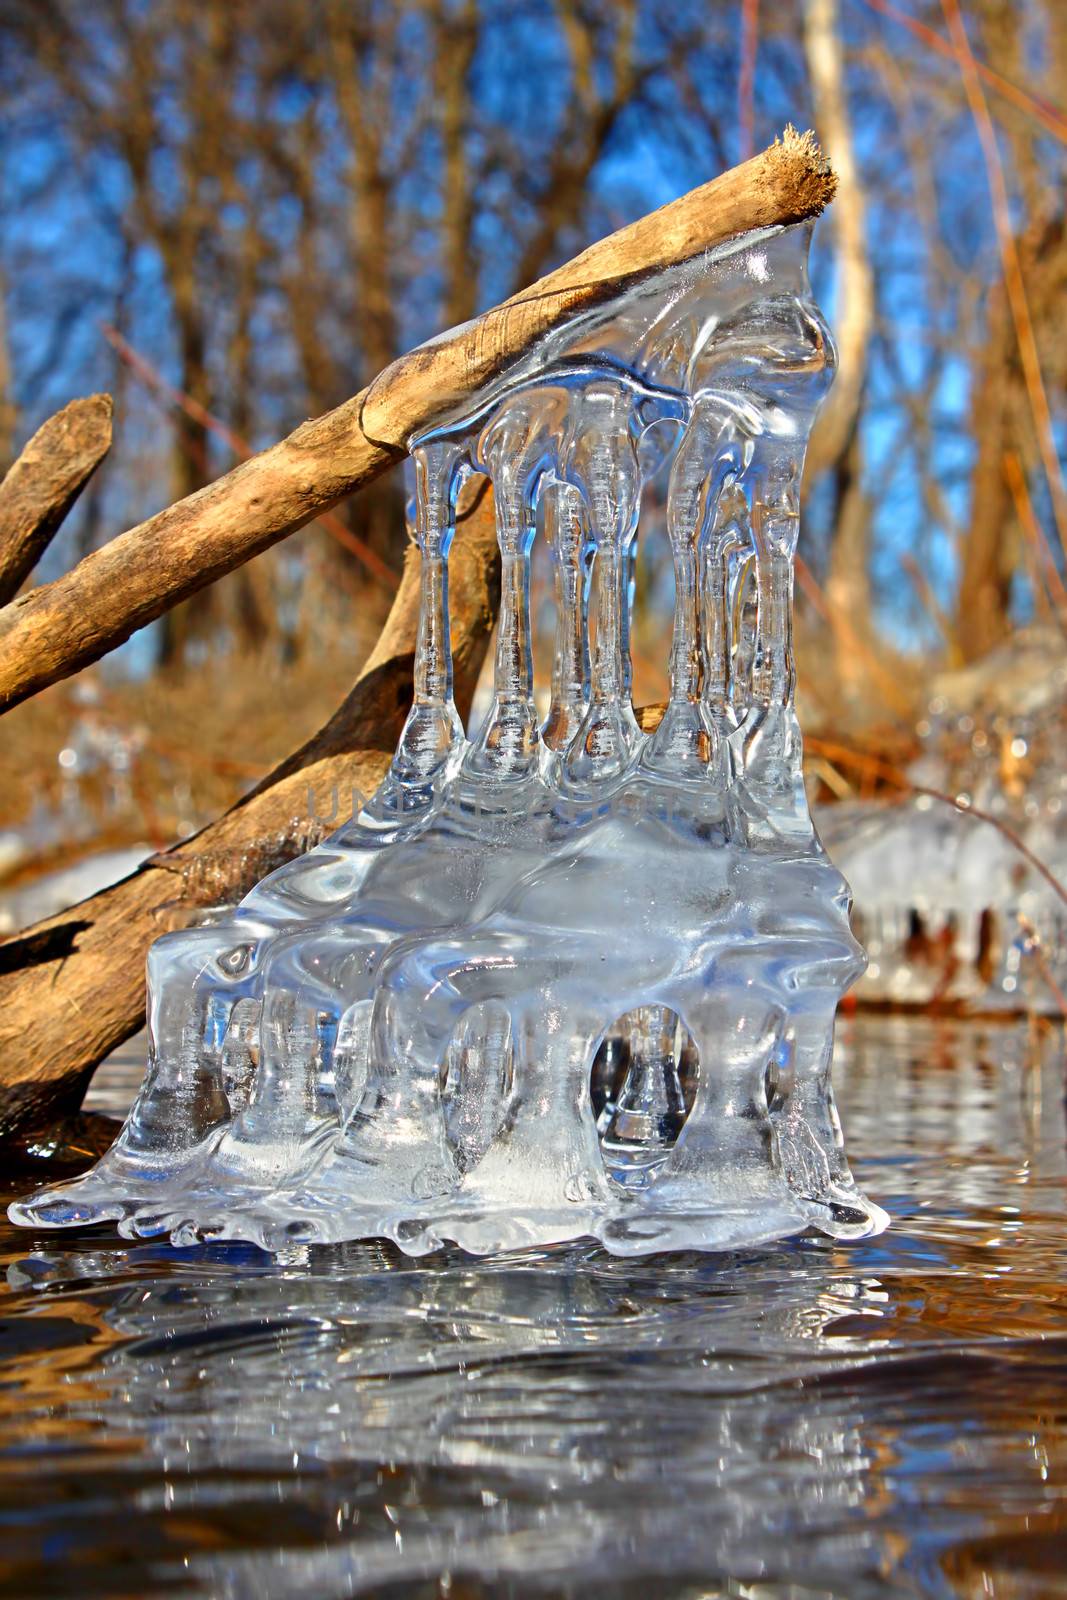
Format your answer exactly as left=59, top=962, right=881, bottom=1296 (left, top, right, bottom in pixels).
left=0, top=1015, right=1064, bottom=1598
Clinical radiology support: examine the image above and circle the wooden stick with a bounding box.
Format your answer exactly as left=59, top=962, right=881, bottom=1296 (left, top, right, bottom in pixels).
left=0, top=395, right=113, bottom=606
left=360, top=127, right=834, bottom=445
left=0, top=130, right=834, bottom=715
left=0, top=482, right=499, bottom=1140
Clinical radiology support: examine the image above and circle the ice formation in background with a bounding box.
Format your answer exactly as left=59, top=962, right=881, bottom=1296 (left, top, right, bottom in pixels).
left=819, top=659, right=1067, bottom=1014
left=12, top=221, right=887, bottom=1255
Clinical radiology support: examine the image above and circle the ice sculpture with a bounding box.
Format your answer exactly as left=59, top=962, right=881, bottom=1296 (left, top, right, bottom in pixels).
left=11, top=220, right=888, bottom=1255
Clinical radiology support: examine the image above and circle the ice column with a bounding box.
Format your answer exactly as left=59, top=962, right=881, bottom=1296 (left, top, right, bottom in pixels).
left=737, top=446, right=809, bottom=814
left=643, top=406, right=746, bottom=779
left=702, top=467, right=749, bottom=731
left=751, top=451, right=801, bottom=711
left=541, top=479, right=592, bottom=755
left=561, top=383, right=642, bottom=787
left=598, top=1006, right=688, bottom=1184
left=464, top=399, right=546, bottom=781
left=386, top=438, right=466, bottom=797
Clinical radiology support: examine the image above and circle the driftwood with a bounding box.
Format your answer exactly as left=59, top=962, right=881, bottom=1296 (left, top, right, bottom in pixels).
left=0, top=394, right=113, bottom=606
left=0, top=483, right=498, bottom=1139
left=361, top=127, right=835, bottom=446
left=0, top=130, right=833, bottom=715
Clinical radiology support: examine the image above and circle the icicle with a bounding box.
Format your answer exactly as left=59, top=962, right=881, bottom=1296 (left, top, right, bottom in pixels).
left=387, top=437, right=468, bottom=791
left=541, top=479, right=592, bottom=755
left=441, top=1001, right=514, bottom=1174
left=464, top=397, right=549, bottom=781
left=560, top=382, right=642, bottom=788
left=728, top=541, right=758, bottom=720
left=701, top=481, right=746, bottom=725
left=643, top=404, right=721, bottom=778
left=732, top=442, right=810, bottom=829
left=750, top=448, right=802, bottom=710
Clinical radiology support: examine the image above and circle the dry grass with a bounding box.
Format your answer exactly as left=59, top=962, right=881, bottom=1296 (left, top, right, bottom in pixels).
left=0, top=640, right=371, bottom=880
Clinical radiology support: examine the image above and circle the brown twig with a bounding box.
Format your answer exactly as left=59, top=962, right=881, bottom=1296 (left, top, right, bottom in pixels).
left=900, top=550, right=959, bottom=659
left=1013, top=509, right=1056, bottom=629
left=1002, top=449, right=1067, bottom=617
left=0, top=396, right=113, bottom=605
left=794, top=552, right=914, bottom=717
left=860, top=0, right=1067, bottom=144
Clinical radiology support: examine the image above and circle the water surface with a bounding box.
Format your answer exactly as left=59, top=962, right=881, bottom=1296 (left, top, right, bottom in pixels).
left=1, top=1015, right=1065, bottom=1598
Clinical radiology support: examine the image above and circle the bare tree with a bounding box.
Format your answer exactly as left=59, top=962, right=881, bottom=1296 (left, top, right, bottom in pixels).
left=804, top=0, right=876, bottom=693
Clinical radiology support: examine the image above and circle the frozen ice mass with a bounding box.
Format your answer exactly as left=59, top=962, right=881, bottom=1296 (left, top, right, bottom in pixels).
left=12, top=220, right=888, bottom=1255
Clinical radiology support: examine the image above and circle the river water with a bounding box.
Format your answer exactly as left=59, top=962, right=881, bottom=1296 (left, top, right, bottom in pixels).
left=1, top=1013, right=1064, bottom=1599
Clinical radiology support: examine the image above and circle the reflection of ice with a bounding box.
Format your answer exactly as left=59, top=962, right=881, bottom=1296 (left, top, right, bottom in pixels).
left=13, top=222, right=884, bottom=1255
left=6, top=1240, right=884, bottom=1598
left=5, top=1015, right=1066, bottom=1598
left=840, top=1013, right=1067, bottom=1199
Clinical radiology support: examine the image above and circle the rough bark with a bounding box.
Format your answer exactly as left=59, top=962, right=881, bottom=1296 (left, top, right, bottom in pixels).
left=0, top=130, right=835, bottom=716
left=0, top=396, right=399, bottom=715
left=0, top=395, right=113, bottom=606
left=0, top=482, right=499, bottom=1140
left=362, top=127, right=836, bottom=446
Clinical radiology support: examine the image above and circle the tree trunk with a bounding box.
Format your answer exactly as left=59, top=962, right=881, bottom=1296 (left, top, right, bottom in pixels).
left=803, top=0, right=876, bottom=697
left=956, top=282, right=1017, bottom=660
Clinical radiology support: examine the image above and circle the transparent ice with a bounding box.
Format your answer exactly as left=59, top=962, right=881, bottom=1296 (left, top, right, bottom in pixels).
left=11, top=220, right=887, bottom=1255
left=820, top=667, right=1067, bottom=1013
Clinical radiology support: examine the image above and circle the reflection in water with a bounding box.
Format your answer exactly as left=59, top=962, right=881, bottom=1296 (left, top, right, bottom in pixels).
left=1, top=1016, right=1065, bottom=1598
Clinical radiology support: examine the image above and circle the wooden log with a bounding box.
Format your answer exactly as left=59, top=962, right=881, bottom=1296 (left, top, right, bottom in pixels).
left=362, top=127, right=835, bottom=445
left=0, top=394, right=113, bottom=606
left=0, top=130, right=833, bottom=715
left=0, top=482, right=499, bottom=1140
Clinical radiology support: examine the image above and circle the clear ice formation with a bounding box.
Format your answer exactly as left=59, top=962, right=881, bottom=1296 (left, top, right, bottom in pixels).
left=818, top=689, right=1067, bottom=1013
left=12, top=220, right=888, bottom=1256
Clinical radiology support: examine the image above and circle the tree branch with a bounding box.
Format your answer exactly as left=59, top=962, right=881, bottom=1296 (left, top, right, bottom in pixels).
left=0, top=394, right=113, bottom=606
left=0, top=130, right=835, bottom=715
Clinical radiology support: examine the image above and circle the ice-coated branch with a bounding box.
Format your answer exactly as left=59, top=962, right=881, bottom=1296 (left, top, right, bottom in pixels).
left=0, top=130, right=834, bottom=715
left=5, top=151, right=891, bottom=1257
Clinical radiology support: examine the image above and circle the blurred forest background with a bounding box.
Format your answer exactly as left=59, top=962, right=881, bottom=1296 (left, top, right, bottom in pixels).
left=0, top=0, right=1064, bottom=925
